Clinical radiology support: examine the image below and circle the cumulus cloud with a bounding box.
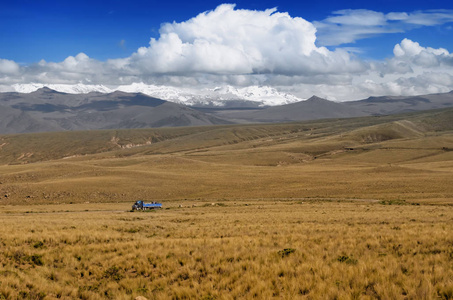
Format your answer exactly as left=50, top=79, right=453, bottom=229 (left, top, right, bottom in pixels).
left=265, top=38, right=453, bottom=100
left=121, top=4, right=365, bottom=76
left=10, top=53, right=116, bottom=85
left=0, top=4, right=366, bottom=85
left=340, top=39, right=453, bottom=99
left=371, top=38, right=453, bottom=77
left=392, top=38, right=451, bottom=68
left=0, top=59, right=20, bottom=75
left=1, top=5, right=453, bottom=101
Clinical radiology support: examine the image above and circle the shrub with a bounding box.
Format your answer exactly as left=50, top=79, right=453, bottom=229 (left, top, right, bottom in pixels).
left=33, top=241, right=44, bottom=249
left=336, top=255, right=357, bottom=265
left=278, top=248, right=296, bottom=258
left=103, top=266, right=123, bottom=282
left=30, top=254, right=44, bottom=266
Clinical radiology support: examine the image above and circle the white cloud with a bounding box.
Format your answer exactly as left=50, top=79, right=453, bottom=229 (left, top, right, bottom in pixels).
left=315, top=9, right=453, bottom=46
left=394, top=39, right=449, bottom=58
left=323, top=9, right=387, bottom=27
left=0, top=59, right=20, bottom=75
left=0, top=5, right=453, bottom=102
left=392, top=39, right=451, bottom=69
left=389, top=9, right=453, bottom=26
left=121, top=4, right=366, bottom=76
left=342, top=39, right=453, bottom=99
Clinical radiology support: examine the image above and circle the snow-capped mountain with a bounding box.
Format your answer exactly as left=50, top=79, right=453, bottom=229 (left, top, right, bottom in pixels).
left=12, top=83, right=113, bottom=94
left=11, top=83, right=303, bottom=107
left=117, top=83, right=302, bottom=106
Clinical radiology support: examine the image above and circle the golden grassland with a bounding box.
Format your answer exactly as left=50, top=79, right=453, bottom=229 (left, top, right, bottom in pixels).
left=1, top=148, right=452, bottom=205
left=0, top=109, right=452, bottom=298
left=0, top=109, right=452, bottom=205
left=0, top=200, right=452, bottom=299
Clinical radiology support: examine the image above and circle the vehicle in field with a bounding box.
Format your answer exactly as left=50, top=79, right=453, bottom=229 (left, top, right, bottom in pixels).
left=132, top=200, right=162, bottom=210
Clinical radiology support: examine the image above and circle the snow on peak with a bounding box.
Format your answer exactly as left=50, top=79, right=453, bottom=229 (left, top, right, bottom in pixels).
left=12, top=83, right=46, bottom=93
left=116, top=83, right=303, bottom=106
left=12, top=83, right=112, bottom=94
left=11, top=83, right=303, bottom=106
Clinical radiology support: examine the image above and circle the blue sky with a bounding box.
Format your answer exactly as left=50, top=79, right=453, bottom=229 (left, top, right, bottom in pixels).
left=1, top=0, right=453, bottom=100
left=2, top=0, right=452, bottom=63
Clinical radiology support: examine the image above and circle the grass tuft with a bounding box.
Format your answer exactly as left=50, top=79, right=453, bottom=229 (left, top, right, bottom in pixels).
left=336, top=255, right=358, bottom=265
left=103, top=266, right=123, bottom=282
left=278, top=248, right=296, bottom=258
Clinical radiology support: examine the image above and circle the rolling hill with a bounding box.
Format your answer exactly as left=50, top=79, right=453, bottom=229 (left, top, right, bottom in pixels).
left=344, top=91, right=453, bottom=115
left=203, top=92, right=453, bottom=124
left=0, top=107, right=451, bottom=205
left=207, top=96, right=367, bottom=123
left=1, top=88, right=453, bottom=134
left=0, top=108, right=453, bottom=205
left=0, top=107, right=451, bottom=165
left=0, top=88, right=231, bottom=133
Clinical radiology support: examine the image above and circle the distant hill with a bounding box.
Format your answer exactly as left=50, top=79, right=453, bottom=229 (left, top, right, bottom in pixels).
left=206, top=96, right=366, bottom=123
left=0, top=107, right=451, bottom=204
left=0, top=107, right=451, bottom=165
left=0, top=88, right=231, bottom=133
left=344, top=91, right=453, bottom=115
left=1, top=88, right=453, bottom=134
left=198, top=91, right=453, bottom=124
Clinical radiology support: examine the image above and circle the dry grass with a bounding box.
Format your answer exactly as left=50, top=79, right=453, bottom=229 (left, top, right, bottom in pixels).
left=0, top=131, right=452, bottom=204
left=0, top=200, right=452, bottom=299
left=0, top=109, right=452, bottom=298
left=0, top=109, right=452, bottom=205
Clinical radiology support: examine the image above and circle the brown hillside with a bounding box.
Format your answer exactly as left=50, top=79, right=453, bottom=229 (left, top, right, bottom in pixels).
left=0, top=108, right=452, bottom=205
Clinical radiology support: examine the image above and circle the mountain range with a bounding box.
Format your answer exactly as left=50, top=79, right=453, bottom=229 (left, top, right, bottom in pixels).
left=1, top=86, right=453, bottom=134
left=0, top=88, right=230, bottom=134
left=10, top=83, right=302, bottom=107
left=208, top=92, right=453, bottom=123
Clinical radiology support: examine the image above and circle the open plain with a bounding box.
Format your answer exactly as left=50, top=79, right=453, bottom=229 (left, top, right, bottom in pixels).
left=0, top=108, right=452, bottom=299
left=1, top=200, right=452, bottom=299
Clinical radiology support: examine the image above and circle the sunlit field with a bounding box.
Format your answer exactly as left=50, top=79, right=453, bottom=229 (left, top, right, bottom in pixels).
left=0, top=110, right=452, bottom=299
left=0, top=200, right=452, bottom=299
